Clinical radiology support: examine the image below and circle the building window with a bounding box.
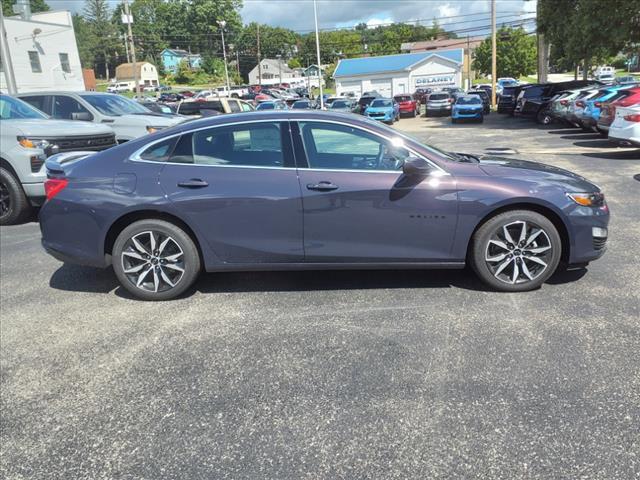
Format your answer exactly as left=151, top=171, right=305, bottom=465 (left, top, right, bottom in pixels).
left=59, top=53, right=71, bottom=73
left=28, top=51, right=42, bottom=73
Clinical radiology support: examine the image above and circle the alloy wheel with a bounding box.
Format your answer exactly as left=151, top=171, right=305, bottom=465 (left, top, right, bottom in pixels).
left=121, top=230, right=185, bottom=293
left=484, top=220, right=553, bottom=285
left=0, top=181, right=11, bottom=219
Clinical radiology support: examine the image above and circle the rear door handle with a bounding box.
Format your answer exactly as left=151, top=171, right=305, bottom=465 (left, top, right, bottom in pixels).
left=307, top=181, right=339, bottom=191
left=177, top=179, right=209, bottom=188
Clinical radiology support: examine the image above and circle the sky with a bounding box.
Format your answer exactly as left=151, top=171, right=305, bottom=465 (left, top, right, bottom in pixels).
left=45, top=0, right=537, bottom=35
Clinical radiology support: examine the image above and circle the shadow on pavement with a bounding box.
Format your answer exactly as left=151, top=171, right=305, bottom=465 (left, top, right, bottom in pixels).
left=560, top=133, right=602, bottom=141
left=49, top=263, right=118, bottom=294
left=582, top=149, right=640, bottom=160
left=573, top=139, right=615, bottom=149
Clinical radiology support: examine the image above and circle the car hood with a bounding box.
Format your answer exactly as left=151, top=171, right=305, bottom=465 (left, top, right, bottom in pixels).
left=6, top=119, right=114, bottom=137
left=455, top=104, right=482, bottom=109
left=478, top=156, right=600, bottom=192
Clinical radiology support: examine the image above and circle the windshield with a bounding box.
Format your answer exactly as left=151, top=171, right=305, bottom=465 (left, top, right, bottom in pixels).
left=331, top=100, right=350, bottom=108
left=370, top=99, right=392, bottom=107
left=394, top=96, right=412, bottom=102
left=429, top=93, right=449, bottom=101
left=457, top=97, right=482, bottom=105
left=0, top=95, right=48, bottom=119
left=292, top=101, right=310, bottom=109
left=82, top=94, right=151, bottom=116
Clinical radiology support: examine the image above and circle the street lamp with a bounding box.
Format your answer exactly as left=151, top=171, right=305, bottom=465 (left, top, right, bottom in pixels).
left=217, top=20, right=231, bottom=93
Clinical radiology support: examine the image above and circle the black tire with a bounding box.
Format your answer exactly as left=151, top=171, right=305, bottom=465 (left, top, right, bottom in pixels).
left=470, top=210, right=562, bottom=292
left=112, top=219, right=201, bottom=301
left=537, top=110, right=552, bottom=125
left=0, top=167, right=31, bottom=226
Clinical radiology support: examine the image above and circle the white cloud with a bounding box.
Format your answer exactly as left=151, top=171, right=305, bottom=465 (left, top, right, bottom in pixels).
left=365, top=17, right=394, bottom=29
left=437, top=3, right=461, bottom=18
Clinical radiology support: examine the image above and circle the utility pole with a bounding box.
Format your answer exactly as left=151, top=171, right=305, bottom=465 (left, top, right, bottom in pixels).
left=123, top=0, right=140, bottom=99
left=122, top=33, right=130, bottom=63
left=490, top=0, right=497, bottom=109
left=257, top=23, right=262, bottom=87
left=236, top=50, right=240, bottom=76
left=217, top=20, right=231, bottom=92
left=466, top=35, right=471, bottom=90
left=0, top=3, right=18, bottom=94
left=276, top=54, right=282, bottom=86
left=313, top=0, right=324, bottom=109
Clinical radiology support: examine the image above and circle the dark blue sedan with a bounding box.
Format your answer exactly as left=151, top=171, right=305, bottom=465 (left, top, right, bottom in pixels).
left=40, top=111, right=609, bottom=300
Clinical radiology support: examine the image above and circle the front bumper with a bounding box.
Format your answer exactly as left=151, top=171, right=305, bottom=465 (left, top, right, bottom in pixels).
left=566, top=204, right=610, bottom=265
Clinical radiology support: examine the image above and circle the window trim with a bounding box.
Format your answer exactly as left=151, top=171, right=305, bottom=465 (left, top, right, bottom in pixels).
left=130, top=119, right=295, bottom=169
left=28, top=51, right=42, bottom=73
left=129, top=117, right=447, bottom=175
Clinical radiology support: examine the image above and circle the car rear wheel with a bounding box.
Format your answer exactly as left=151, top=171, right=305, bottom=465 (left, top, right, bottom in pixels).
left=112, top=220, right=201, bottom=301
left=470, top=210, right=561, bottom=292
left=0, top=167, right=31, bottom=226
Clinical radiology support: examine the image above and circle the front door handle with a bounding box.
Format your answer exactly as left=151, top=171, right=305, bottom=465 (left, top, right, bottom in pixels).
left=177, top=178, right=209, bottom=188
left=307, top=181, right=339, bottom=191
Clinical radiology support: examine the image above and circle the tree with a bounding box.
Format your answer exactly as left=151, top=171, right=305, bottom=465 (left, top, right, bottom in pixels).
left=1, top=0, right=49, bottom=14
left=84, top=0, right=120, bottom=78
left=72, top=13, right=98, bottom=68
left=473, top=27, right=537, bottom=78
left=288, top=58, right=301, bottom=69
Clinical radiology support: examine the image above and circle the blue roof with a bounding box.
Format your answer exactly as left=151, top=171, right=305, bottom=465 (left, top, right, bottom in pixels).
left=334, top=49, right=463, bottom=77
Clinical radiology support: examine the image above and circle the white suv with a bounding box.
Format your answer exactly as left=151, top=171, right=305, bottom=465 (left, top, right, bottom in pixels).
left=17, top=92, right=187, bottom=143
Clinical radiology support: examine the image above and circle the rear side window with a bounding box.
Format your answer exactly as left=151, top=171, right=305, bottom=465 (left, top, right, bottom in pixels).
left=524, top=86, right=544, bottom=97
left=20, top=95, right=49, bottom=114
left=167, top=122, right=287, bottom=168
left=139, top=136, right=178, bottom=162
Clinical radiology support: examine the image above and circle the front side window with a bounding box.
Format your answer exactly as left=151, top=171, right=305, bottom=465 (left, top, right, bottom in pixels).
left=59, top=53, right=71, bottom=73
left=19, top=95, right=49, bottom=114
left=299, top=122, right=410, bottom=171
left=28, top=51, right=42, bottom=73
left=52, top=96, right=93, bottom=120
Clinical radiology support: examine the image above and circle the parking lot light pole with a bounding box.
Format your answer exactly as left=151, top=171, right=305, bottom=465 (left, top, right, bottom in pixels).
left=313, top=0, right=324, bottom=108
left=491, top=0, right=497, bottom=109
left=217, top=20, right=231, bottom=93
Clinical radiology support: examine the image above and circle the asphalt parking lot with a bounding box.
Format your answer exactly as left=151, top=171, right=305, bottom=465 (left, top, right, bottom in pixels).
left=1, top=113, right=639, bottom=479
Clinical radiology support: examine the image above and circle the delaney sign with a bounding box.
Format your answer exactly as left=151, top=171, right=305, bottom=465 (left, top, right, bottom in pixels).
left=414, top=74, right=456, bottom=87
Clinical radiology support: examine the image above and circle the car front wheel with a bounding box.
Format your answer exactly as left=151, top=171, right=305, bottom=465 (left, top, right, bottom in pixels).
left=112, top=220, right=201, bottom=300
left=0, top=167, right=31, bottom=226
left=470, top=210, right=561, bottom=291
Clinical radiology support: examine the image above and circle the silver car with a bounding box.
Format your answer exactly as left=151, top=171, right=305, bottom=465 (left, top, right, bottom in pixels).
left=425, top=92, right=453, bottom=116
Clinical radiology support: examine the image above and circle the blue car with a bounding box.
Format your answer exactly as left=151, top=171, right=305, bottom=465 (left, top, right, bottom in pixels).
left=39, top=111, right=609, bottom=300
left=256, top=100, right=288, bottom=111
left=581, top=85, right=632, bottom=131
left=364, top=98, right=400, bottom=123
left=452, top=96, right=484, bottom=123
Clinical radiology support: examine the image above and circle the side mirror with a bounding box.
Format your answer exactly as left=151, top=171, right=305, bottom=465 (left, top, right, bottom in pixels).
left=402, top=156, right=431, bottom=176
left=72, top=112, right=92, bottom=121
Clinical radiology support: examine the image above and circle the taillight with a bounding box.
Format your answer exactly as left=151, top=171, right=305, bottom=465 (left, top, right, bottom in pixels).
left=560, top=99, right=568, bottom=105
left=576, top=100, right=585, bottom=107
left=594, top=102, right=601, bottom=107
left=623, top=114, right=640, bottom=122
left=44, top=178, right=68, bottom=200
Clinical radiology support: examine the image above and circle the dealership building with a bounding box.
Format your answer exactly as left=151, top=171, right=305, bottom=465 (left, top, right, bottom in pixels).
left=333, top=49, right=463, bottom=98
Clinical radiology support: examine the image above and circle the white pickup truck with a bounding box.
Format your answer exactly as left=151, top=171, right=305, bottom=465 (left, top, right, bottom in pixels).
left=193, top=86, right=248, bottom=100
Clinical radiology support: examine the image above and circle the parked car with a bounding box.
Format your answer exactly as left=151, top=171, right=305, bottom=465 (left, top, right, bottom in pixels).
left=177, top=98, right=255, bottom=117
left=107, top=82, right=132, bottom=94
left=138, top=101, right=179, bottom=115
left=159, top=92, right=184, bottom=103
left=515, top=81, right=597, bottom=124
left=597, top=72, right=616, bottom=83
left=355, top=94, right=379, bottom=114
left=608, top=104, right=640, bottom=147
left=393, top=94, right=420, bottom=117
left=442, top=87, right=464, bottom=99
left=565, top=88, right=602, bottom=128
left=414, top=88, right=432, bottom=104
left=255, top=100, right=288, bottom=111
left=496, top=78, right=518, bottom=95
left=39, top=110, right=610, bottom=300
left=580, top=85, right=632, bottom=132
left=425, top=92, right=452, bottom=116
left=0, top=95, right=116, bottom=225
left=497, top=85, right=522, bottom=114
left=594, top=66, right=615, bottom=77
left=292, top=99, right=316, bottom=110
left=364, top=98, right=400, bottom=123
left=451, top=95, right=484, bottom=123
left=616, top=76, right=638, bottom=85
left=17, top=92, right=187, bottom=142
left=466, top=90, right=491, bottom=114
left=595, top=86, right=640, bottom=135
left=328, top=99, right=356, bottom=113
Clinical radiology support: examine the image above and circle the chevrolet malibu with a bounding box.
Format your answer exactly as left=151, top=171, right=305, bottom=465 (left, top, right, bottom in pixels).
left=39, top=111, right=610, bottom=300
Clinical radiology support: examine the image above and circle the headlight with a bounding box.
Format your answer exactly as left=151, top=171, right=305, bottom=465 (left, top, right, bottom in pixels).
left=146, top=126, right=165, bottom=134
left=18, top=136, right=51, bottom=149
left=567, top=192, right=605, bottom=207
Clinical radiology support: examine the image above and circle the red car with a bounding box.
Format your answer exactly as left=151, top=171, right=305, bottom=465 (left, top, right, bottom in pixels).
left=597, top=87, right=640, bottom=135
left=394, top=94, right=420, bottom=117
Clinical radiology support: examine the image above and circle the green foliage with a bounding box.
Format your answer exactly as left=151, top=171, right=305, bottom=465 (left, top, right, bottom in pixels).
left=538, top=0, right=640, bottom=74
left=472, top=27, right=536, bottom=78
left=287, top=58, right=301, bottom=69
left=72, top=13, right=98, bottom=68
left=1, top=0, right=49, bottom=14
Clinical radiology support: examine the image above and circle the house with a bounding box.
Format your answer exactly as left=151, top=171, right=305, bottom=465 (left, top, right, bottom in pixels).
left=0, top=7, right=85, bottom=93
left=160, top=49, right=202, bottom=74
left=333, top=49, right=463, bottom=98
left=115, top=62, right=159, bottom=88
left=402, top=37, right=484, bottom=88
left=247, top=58, right=302, bottom=86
